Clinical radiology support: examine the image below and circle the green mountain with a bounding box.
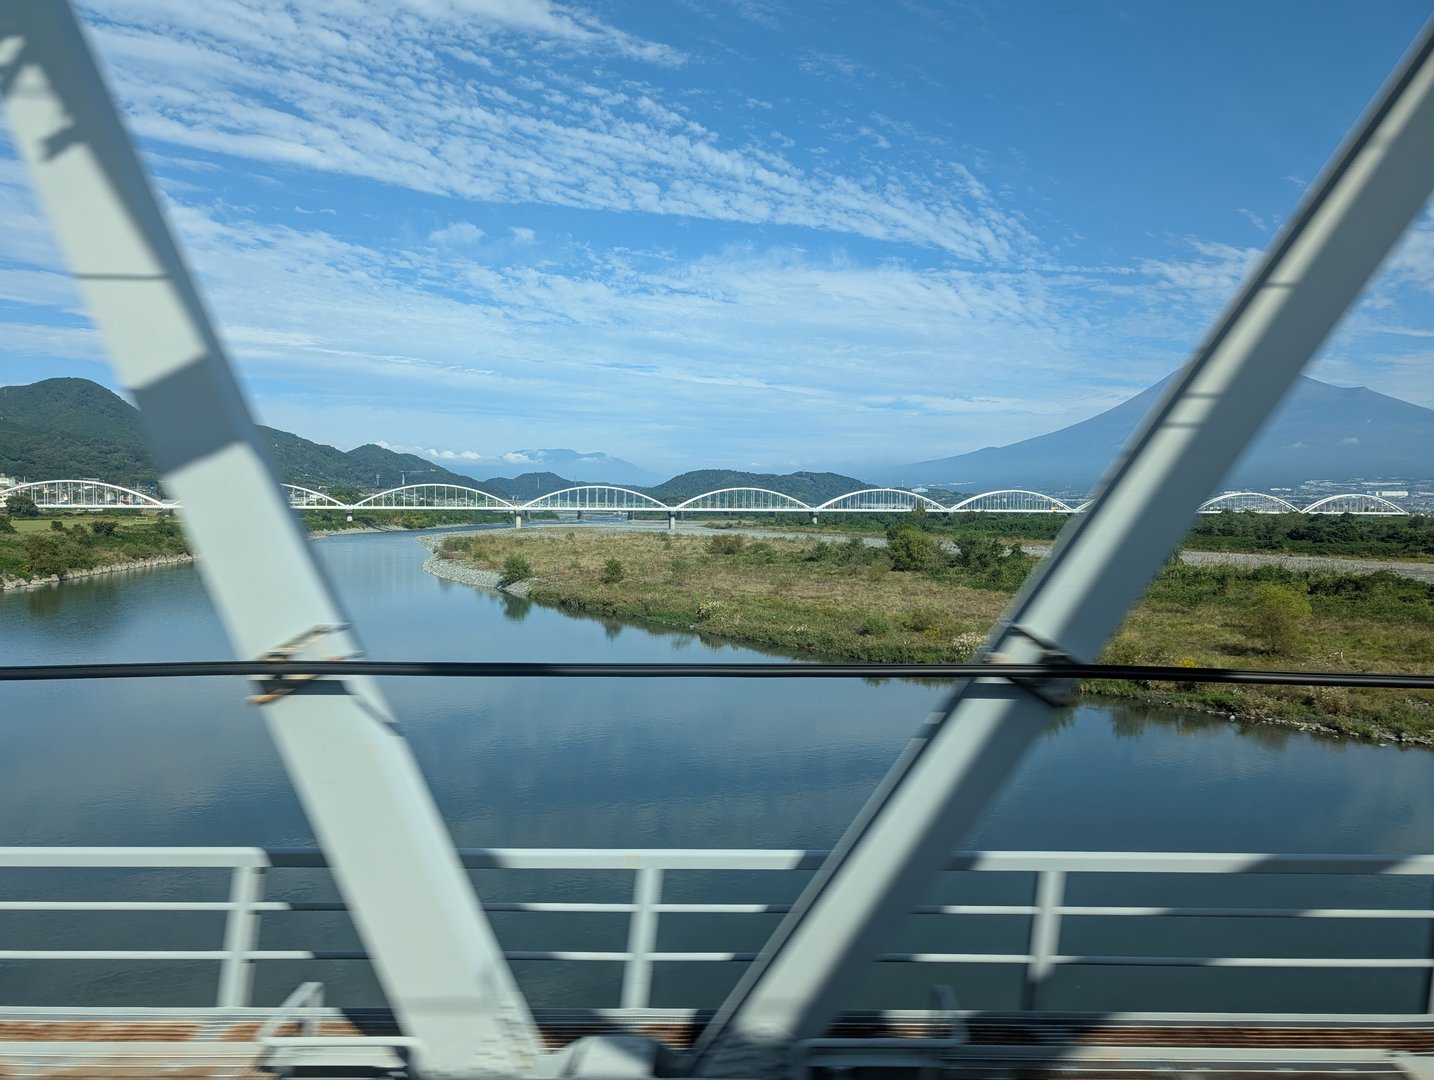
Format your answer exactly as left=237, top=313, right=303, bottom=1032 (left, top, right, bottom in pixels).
left=0, top=379, right=878, bottom=502
left=648, top=469, right=868, bottom=504
left=0, top=378, right=482, bottom=493
left=0, top=378, right=158, bottom=488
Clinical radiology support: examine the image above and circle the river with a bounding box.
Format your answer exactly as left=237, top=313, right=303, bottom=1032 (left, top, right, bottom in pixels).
left=3, top=527, right=1433, bottom=1014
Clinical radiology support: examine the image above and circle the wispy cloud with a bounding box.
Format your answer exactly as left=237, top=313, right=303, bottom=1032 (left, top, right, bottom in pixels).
left=76, top=0, right=1031, bottom=262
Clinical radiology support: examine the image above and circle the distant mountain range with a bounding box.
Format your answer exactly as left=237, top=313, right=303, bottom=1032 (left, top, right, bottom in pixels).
left=875, top=374, right=1434, bottom=492
left=0, top=379, right=865, bottom=504
left=438, top=449, right=661, bottom=488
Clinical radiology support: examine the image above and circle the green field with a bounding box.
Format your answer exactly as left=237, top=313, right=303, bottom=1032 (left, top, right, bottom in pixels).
left=0, top=512, right=190, bottom=583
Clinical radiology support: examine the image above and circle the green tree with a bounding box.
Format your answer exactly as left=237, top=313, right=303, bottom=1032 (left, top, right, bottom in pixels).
left=499, top=553, right=532, bottom=586
left=1249, top=583, right=1312, bottom=655
left=4, top=492, right=40, bottom=518
left=0, top=515, right=14, bottom=534
left=885, top=525, right=939, bottom=572
left=600, top=558, right=625, bottom=584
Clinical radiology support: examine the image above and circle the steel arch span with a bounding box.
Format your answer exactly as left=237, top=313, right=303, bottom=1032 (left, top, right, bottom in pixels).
left=8, top=479, right=169, bottom=510
left=1302, top=493, right=1408, bottom=515
left=949, top=489, right=1075, bottom=513
left=817, top=488, right=947, bottom=513
left=283, top=484, right=346, bottom=509
left=352, top=484, right=515, bottom=511
left=1198, top=491, right=1303, bottom=514
left=676, top=487, right=814, bottom=513
left=521, top=485, right=668, bottom=512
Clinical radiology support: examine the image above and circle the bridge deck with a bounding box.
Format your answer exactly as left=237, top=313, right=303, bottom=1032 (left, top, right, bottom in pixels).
left=0, top=1011, right=1429, bottom=1077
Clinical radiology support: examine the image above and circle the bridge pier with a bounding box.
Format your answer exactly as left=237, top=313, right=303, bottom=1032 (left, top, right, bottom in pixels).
left=810, top=513, right=818, bottom=525
left=513, top=513, right=522, bottom=530
left=667, top=513, right=675, bottom=531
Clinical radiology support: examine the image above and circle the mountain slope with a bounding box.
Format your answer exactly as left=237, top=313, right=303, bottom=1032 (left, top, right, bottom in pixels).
left=648, top=470, right=868, bottom=504
left=0, top=379, right=481, bottom=492
left=878, top=374, right=1434, bottom=492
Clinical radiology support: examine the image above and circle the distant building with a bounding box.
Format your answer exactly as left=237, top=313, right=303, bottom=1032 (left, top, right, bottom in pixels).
left=0, top=476, right=15, bottom=491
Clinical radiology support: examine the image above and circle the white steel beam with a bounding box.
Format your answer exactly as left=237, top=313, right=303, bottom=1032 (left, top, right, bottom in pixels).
left=0, top=8, right=541, bottom=1078
left=691, top=19, right=1434, bottom=1078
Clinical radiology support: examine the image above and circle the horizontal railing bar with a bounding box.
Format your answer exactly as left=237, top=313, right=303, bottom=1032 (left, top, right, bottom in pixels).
left=0, top=848, right=269, bottom=868
left=1047, top=955, right=1434, bottom=969
left=5, top=847, right=1434, bottom=874
left=8, top=946, right=1431, bottom=968
left=4, top=660, right=1434, bottom=691
left=15, top=898, right=1421, bottom=919
left=0, top=902, right=232, bottom=911
left=0, top=950, right=232, bottom=960
left=1060, top=906, right=1434, bottom=919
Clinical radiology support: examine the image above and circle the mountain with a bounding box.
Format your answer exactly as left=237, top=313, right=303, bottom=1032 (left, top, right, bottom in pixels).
left=647, top=470, right=869, bottom=504
left=876, top=374, right=1434, bottom=493
left=0, top=378, right=482, bottom=493
left=0, top=378, right=157, bottom=488
left=438, top=449, right=661, bottom=488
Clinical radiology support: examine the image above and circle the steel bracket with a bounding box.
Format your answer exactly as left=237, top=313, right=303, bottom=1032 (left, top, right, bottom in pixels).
left=247, top=624, right=355, bottom=705
left=989, top=624, right=1077, bottom=708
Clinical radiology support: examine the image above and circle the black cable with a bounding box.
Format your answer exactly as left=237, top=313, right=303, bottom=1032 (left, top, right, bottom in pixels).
left=1, top=659, right=1432, bottom=690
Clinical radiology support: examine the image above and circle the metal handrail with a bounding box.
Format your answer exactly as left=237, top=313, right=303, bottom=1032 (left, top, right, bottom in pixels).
left=2, top=847, right=1434, bottom=1014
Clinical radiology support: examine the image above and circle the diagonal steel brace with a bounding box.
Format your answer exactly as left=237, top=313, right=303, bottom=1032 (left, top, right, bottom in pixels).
left=0, top=7, right=542, bottom=1077
left=692, top=17, right=1434, bottom=1078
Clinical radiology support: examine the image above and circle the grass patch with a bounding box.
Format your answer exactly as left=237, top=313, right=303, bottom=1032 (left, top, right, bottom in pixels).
left=0, top=513, right=189, bottom=583
left=440, top=529, right=1434, bottom=741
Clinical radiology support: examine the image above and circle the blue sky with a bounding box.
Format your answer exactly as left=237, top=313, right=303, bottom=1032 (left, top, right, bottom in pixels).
left=1, top=0, right=1432, bottom=477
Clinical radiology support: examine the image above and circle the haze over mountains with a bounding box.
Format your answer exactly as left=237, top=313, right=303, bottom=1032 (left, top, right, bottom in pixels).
left=5, top=373, right=1432, bottom=502
left=875, top=374, right=1434, bottom=492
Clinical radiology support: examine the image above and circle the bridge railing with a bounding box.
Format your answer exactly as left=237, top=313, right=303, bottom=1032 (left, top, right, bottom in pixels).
left=12, top=480, right=1422, bottom=516
left=3, top=846, right=1434, bottom=1017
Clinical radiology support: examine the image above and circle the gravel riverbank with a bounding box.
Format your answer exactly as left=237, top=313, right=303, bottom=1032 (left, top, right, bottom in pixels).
left=419, top=536, right=529, bottom=596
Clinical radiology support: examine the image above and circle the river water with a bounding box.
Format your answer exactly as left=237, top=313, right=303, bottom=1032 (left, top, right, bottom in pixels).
left=3, top=527, right=1434, bottom=1014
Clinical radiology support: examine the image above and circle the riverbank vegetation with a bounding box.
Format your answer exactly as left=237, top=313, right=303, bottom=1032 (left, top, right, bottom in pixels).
left=437, top=526, right=1434, bottom=741
left=298, top=508, right=516, bottom=533
left=728, top=509, right=1434, bottom=561
left=0, top=513, right=190, bottom=584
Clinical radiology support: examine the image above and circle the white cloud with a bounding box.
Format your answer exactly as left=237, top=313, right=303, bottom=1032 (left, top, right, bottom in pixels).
left=72, top=2, right=1032, bottom=261
left=430, top=222, right=485, bottom=246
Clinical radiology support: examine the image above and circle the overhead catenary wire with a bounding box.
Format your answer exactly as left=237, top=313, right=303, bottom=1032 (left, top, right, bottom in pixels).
left=1, top=659, right=1432, bottom=690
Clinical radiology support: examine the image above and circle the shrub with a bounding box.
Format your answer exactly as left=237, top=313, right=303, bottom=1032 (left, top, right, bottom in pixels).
left=50, top=519, right=66, bottom=532
left=91, top=520, right=118, bottom=536
left=4, top=492, right=39, bottom=518
left=0, top=516, right=13, bottom=534
left=856, top=614, right=892, bottom=637
left=885, top=526, right=939, bottom=572
left=669, top=556, right=691, bottom=583
left=499, top=553, right=533, bottom=586
left=1248, top=583, right=1312, bottom=655
left=601, top=558, right=625, bottom=584
left=706, top=534, right=746, bottom=555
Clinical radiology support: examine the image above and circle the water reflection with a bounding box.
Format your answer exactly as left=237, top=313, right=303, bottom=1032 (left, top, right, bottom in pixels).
left=3, top=528, right=1434, bottom=1011
left=499, top=592, right=532, bottom=623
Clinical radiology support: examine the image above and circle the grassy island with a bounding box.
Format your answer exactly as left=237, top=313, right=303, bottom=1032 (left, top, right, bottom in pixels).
left=437, top=526, right=1434, bottom=742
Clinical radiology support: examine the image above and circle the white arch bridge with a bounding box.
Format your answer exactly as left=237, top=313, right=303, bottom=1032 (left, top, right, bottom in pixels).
left=6, top=479, right=1414, bottom=517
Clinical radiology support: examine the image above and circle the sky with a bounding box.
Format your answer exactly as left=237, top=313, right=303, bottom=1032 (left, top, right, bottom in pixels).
left=1, top=0, right=1432, bottom=478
